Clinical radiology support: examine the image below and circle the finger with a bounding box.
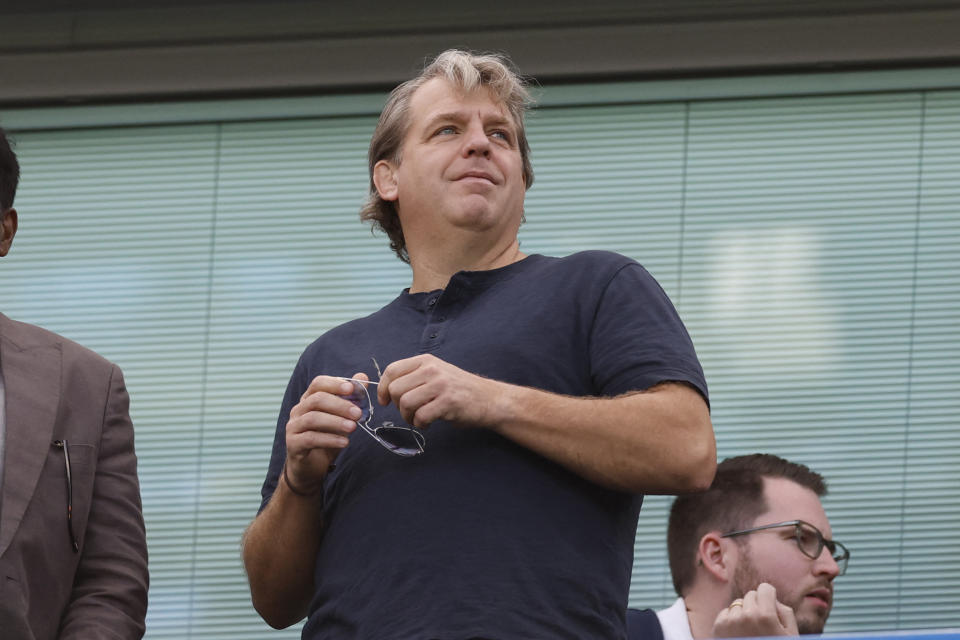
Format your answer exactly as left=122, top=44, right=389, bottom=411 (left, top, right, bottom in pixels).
left=287, top=428, right=351, bottom=454
left=712, top=609, right=730, bottom=631
left=775, top=601, right=799, bottom=634
left=742, top=588, right=760, bottom=613
left=346, top=373, right=372, bottom=406
left=727, top=596, right=747, bottom=622
left=376, top=359, right=405, bottom=405
left=712, top=607, right=741, bottom=638
left=395, top=382, right=442, bottom=428
left=285, top=413, right=353, bottom=480
left=285, top=421, right=356, bottom=457
left=755, top=582, right=779, bottom=611
left=377, top=355, right=434, bottom=405
left=300, top=375, right=356, bottom=403
left=291, top=388, right=363, bottom=423
left=341, top=374, right=372, bottom=416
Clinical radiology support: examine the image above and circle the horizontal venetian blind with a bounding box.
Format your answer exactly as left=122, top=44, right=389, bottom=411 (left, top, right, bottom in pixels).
left=544, top=91, right=960, bottom=630
left=1, top=77, right=957, bottom=637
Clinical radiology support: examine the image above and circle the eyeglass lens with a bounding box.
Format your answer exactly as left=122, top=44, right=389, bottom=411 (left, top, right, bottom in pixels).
left=794, top=523, right=824, bottom=557
left=373, top=425, right=424, bottom=457
left=343, top=378, right=424, bottom=457
left=345, top=383, right=373, bottom=423
left=794, top=522, right=848, bottom=573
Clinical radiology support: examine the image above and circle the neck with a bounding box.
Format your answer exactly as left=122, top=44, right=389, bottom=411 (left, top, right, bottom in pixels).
left=682, top=588, right=732, bottom=640
left=408, top=238, right=526, bottom=292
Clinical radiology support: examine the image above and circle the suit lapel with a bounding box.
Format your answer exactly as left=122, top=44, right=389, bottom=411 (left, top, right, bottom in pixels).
left=0, top=314, right=62, bottom=558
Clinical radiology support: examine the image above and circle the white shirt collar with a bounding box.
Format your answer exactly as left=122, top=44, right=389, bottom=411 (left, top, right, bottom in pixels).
left=657, top=597, right=695, bottom=640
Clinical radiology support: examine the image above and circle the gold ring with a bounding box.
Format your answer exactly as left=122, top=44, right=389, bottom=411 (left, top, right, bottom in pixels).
left=729, top=599, right=744, bottom=609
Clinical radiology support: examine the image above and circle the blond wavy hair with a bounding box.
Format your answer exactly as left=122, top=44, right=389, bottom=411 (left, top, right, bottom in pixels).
left=359, top=49, right=535, bottom=263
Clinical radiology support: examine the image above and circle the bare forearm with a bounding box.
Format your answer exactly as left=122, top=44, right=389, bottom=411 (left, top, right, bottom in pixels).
left=486, top=381, right=716, bottom=493
left=244, top=372, right=364, bottom=627
left=378, top=355, right=715, bottom=493
left=242, top=476, right=324, bottom=629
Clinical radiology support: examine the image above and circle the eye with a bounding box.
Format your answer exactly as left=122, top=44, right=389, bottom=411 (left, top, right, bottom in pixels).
left=490, top=129, right=511, bottom=142
left=795, top=525, right=822, bottom=556
left=434, top=126, right=457, bottom=137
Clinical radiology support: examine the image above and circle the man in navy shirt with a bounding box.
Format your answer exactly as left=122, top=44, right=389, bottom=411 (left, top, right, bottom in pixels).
left=243, top=49, right=715, bottom=639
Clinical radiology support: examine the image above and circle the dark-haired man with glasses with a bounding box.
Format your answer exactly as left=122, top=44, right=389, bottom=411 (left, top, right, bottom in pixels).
left=628, top=454, right=848, bottom=640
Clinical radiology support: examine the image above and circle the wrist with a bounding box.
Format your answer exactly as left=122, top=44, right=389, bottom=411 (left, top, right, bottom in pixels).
left=282, top=464, right=323, bottom=499
left=487, top=380, right=536, bottom=434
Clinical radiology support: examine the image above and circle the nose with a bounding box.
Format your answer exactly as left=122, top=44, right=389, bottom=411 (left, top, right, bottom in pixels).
left=462, top=120, right=491, bottom=157
left=814, top=546, right=841, bottom=579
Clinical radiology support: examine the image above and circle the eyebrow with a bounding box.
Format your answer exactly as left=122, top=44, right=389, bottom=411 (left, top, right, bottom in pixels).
left=422, top=111, right=515, bottom=132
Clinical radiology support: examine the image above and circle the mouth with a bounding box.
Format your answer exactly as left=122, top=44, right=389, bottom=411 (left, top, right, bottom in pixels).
left=804, top=588, right=832, bottom=609
left=456, top=170, right=497, bottom=185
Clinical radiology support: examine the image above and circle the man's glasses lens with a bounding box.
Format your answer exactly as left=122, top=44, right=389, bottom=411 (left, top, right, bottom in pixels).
left=373, top=425, right=424, bottom=457
left=722, top=520, right=849, bottom=576
left=794, top=522, right=823, bottom=557
left=342, top=378, right=424, bottom=457
left=793, top=522, right=849, bottom=575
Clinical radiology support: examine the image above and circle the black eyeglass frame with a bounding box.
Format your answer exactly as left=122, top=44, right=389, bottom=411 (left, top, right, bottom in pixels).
left=53, top=439, right=80, bottom=553
left=721, top=519, right=849, bottom=576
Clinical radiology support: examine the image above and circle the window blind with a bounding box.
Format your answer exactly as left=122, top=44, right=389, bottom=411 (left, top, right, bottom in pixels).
left=1, top=77, right=957, bottom=637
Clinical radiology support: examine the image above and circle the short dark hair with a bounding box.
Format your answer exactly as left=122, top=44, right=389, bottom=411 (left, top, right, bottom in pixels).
left=359, top=49, right=535, bottom=263
left=0, top=128, right=19, bottom=212
left=667, top=453, right=827, bottom=596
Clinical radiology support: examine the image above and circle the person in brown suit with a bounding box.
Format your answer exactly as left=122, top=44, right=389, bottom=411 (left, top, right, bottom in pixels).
left=0, top=127, right=149, bottom=639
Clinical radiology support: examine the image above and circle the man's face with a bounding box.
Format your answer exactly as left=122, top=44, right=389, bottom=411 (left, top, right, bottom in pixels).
left=376, top=77, right=526, bottom=255
left=731, top=477, right=841, bottom=634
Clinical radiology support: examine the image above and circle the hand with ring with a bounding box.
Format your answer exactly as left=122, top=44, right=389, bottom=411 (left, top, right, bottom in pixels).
left=712, top=583, right=799, bottom=637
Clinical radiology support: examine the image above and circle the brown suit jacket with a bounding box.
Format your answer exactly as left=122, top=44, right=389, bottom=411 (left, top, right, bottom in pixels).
left=0, top=313, right=148, bottom=639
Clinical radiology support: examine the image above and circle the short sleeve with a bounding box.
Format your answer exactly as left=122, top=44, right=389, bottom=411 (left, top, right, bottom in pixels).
left=589, top=263, right=708, bottom=404
left=258, top=354, right=311, bottom=513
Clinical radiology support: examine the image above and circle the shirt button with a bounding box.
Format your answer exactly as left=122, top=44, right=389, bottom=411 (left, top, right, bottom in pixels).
left=428, top=298, right=437, bottom=307
left=429, top=333, right=438, bottom=339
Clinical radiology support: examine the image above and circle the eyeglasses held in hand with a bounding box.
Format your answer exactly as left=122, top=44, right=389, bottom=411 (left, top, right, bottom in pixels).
left=53, top=439, right=80, bottom=553
left=722, top=519, right=849, bottom=575
left=336, top=360, right=424, bottom=457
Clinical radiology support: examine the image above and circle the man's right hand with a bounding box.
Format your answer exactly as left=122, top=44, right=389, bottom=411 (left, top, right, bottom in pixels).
left=283, top=374, right=363, bottom=495
left=712, top=583, right=799, bottom=638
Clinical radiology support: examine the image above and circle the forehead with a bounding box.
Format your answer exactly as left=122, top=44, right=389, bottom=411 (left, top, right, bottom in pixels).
left=407, top=78, right=513, bottom=128
left=756, top=476, right=833, bottom=536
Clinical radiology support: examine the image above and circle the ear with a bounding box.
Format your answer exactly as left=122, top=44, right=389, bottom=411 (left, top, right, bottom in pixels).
left=698, top=532, right=737, bottom=583
left=372, top=159, right=399, bottom=202
left=0, top=207, right=17, bottom=257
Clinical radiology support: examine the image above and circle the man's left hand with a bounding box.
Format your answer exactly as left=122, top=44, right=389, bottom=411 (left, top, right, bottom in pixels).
left=376, top=354, right=500, bottom=429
